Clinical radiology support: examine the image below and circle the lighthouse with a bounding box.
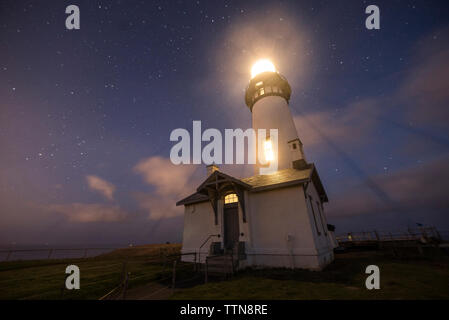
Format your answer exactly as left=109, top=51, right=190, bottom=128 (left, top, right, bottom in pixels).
left=177, top=59, right=335, bottom=272
left=245, top=59, right=307, bottom=174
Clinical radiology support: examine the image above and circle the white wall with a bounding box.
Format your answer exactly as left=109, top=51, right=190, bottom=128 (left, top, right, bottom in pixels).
left=303, top=181, right=334, bottom=267
left=180, top=183, right=334, bottom=270
left=181, top=201, right=220, bottom=263
left=245, top=185, right=333, bottom=270
left=252, top=96, right=299, bottom=173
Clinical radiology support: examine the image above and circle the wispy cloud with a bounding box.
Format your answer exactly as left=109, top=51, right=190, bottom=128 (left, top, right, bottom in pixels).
left=293, top=98, right=381, bottom=152
left=86, top=175, right=116, bottom=200
left=46, top=203, right=127, bottom=223
left=397, top=26, right=449, bottom=129
left=134, top=156, right=200, bottom=219
left=327, top=155, right=449, bottom=218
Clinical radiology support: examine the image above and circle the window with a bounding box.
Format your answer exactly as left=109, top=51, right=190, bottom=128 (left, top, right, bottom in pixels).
left=317, top=201, right=327, bottom=236
left=292, top=143, right=297, bottom=150
left=308, top=195, right=321, bottom=236
left=259, top=87, right=264, bottom=95
left=224, top=193, right=238, bottom=204
left=264, top=138, right=274, bottom=161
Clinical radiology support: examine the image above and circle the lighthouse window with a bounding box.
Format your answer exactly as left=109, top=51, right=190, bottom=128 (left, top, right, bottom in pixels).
left=225, top=193, right=238, bottom=204
left=256, top=81, right=263, bottom=87
left=259, top=87, right=264, bottom=95
left=292, top=143, right=297, bottom=149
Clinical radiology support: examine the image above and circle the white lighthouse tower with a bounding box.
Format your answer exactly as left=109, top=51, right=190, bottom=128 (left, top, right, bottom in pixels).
left=178, top=59, right=335, bottom=272
left=245, top=60, right=307, bottom=174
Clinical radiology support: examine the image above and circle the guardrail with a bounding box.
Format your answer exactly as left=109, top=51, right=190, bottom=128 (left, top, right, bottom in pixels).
left=197, top=234, right=220, bottom=266
left=0, top=247, right=119, bottom=262
left=336, top=227, right=447, bottom=243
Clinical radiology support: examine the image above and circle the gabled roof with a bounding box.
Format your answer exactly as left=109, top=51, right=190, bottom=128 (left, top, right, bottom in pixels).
left=176, top=192, right=209, bottom=206
left=196, top=170, right=252, bottom=193
left=176, top=163, right=328, bottom=206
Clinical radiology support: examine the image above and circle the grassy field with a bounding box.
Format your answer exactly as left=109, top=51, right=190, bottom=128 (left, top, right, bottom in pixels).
left=172, top=251, right=449, bottom=299
left=0, top=244, right=181, bottom=300
left=1, top=244, right=448, bottom=300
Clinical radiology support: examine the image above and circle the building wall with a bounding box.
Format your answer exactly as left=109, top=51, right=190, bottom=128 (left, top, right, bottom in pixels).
left=244, top=184, right=333, bottom=270
left=181, top=183, right=334, bottom=270
left=328, top=231, right=339, bottom=249
left=181, top=201, right=219, bottom=263
left=303, top=181, right=334, bottom=267
left=252, top=96, right=299, bottom=173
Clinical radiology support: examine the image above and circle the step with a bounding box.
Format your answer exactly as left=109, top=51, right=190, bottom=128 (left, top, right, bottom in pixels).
left=206, top=265, right=233, bottom=273
left=206, top=259, right=233, bottom=265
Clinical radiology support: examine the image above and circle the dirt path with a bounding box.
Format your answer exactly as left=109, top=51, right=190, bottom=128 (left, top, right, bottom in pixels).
left=123, top=282, right=174, bottom=300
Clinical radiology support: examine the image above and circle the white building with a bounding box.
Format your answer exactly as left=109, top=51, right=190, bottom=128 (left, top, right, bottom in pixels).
left=177, top=61, right=335, bottom=271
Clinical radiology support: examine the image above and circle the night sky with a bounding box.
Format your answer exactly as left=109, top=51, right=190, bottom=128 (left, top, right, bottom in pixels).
left=1, top=0, right=448, bottom=246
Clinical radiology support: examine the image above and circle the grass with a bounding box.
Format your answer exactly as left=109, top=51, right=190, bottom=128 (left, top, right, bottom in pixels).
left=0, top=244, right=181, bottom=300
left=1, top=244, right=448, bottom=300
left=171, top=251, right=449, bottom=300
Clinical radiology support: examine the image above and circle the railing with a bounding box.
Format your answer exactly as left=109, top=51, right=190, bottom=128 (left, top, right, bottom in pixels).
left=336, top=227, right=446, bottom=243
left=98, top=262, right=130, bottom=300
left=0, top=247, right=118, bottom=262
left=196, top=234, right=220, bottom=266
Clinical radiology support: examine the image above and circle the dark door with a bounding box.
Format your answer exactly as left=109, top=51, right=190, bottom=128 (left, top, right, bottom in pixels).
left=224, top=205, right=239, bottom=250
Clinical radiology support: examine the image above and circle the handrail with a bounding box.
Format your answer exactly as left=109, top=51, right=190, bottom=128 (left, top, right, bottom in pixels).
left=197, top=234, right=220, bottom=266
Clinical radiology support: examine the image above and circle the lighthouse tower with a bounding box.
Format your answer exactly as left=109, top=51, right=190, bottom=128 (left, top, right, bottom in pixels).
left=178, top=60, right=334, bottom=272
left=245, top=60, right=306, bottom=174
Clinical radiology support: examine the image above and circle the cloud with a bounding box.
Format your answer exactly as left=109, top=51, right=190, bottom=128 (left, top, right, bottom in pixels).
left=327, top=155, right=449, bottom=218
left=46, top=203, right=127, bottom=223
left=86, top=175, right=115, bottom=200
left=292, top=27, right=449, bottom=159
left=134, top=156, right=198, bottom=196
left=134, top=156, right=201, bottom=219
left=293, top=98, right=381, bottom=152
left=134, top=193, right=182, bottom=220
left=397, top=26, right=449, bottom=128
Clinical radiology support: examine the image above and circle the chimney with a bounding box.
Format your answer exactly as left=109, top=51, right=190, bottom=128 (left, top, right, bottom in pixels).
left=288, top=138, right=308, bottom=170
left=206, top=164, right=219, bottom=176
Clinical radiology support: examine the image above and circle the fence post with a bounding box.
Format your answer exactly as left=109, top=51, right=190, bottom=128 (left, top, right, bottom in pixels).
left=194, top=252, right=197, bottom=272
left=172, top=260, right=177, bottom=290
left=205, top=258, right=208, bottom=283
left=417, top=242, right=424, bottom=256
left=122, top=272, right=130, bottom=300
left=433, top=227, right=441, bottom=240
left=47, top=249, right=53, bottom=259
left=121, top=262, right=127, bottom=284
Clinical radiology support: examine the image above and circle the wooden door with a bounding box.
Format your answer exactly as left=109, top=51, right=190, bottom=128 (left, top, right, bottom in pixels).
left=224, top=205, right=239, bottom=250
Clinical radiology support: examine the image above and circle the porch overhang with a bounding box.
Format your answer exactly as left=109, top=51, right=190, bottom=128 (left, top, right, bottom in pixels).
left=196, top=171, right=251, bottom=225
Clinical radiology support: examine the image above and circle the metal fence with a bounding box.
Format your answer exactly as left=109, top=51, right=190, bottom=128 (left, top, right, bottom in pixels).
left=336, top=227, right=447, bottom=243
left=0, top=247, right=118, bottom=262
